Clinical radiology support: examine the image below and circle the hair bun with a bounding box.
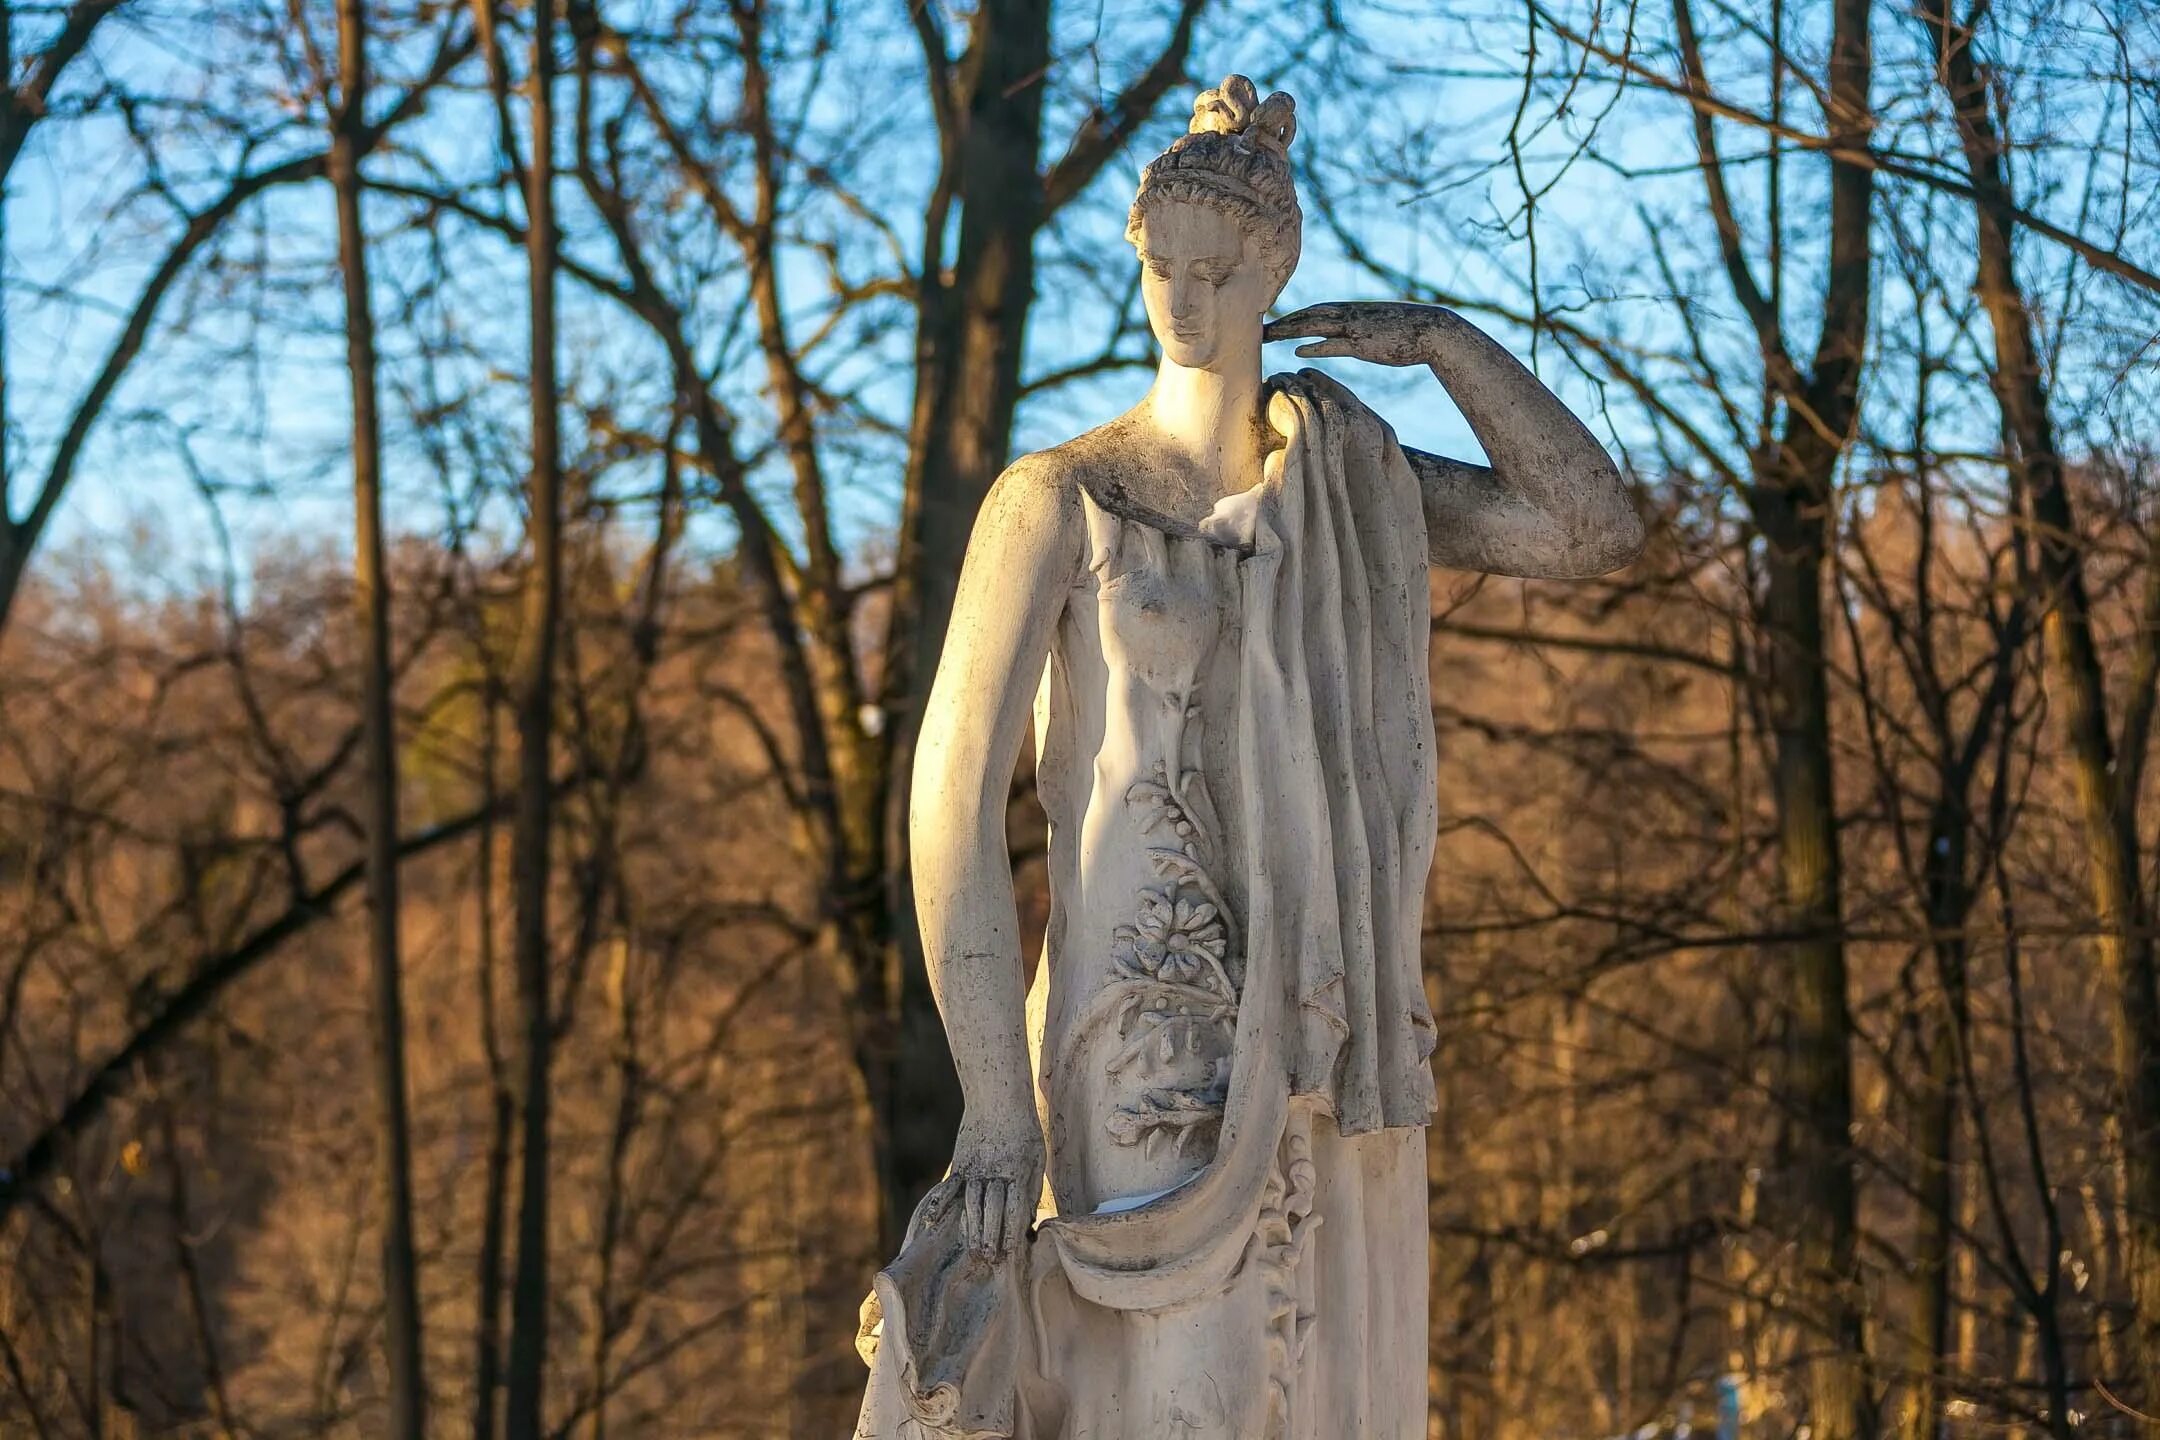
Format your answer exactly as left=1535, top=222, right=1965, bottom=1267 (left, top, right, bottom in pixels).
left=1189, top=74, right=1296, bottom=158
left=1129, top=73, right=1303, bottom=287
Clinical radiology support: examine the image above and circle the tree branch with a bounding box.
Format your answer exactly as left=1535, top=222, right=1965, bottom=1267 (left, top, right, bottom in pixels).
left=0, top=773, right=577, bottom=1229
left=0, top=0, right=126, bottom=180
left=1040, top=0, right=1205, bottom=215
left=7, top=20, right=474, bottom=619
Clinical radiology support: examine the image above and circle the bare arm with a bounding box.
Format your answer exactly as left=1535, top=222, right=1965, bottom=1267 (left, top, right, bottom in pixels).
left=1266, top=301, right=1643, bottom=578
left=910, top=455, right=1082, bottom=1257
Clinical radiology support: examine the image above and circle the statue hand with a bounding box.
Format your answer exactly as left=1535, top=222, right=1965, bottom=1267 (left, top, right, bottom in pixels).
left=950, top=1105, right=1044, bottom=1260
left=1264, top=300, right=1449, bottom=368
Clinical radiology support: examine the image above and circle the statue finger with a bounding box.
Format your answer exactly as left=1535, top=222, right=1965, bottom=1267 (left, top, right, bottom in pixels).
left=1295, top=339, right=1353, bottom=359
left=978, top=1182, right=1006, bottom=1257
left=1264, top=303, right=1343, bottom=338
left=1005, top=1179, right=1031, bottom=1249
left=963, top=1177, right=986, bottom=1250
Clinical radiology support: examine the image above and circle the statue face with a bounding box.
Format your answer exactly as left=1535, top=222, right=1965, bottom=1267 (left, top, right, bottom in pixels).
left=1136, top=201, right=1274, bottom=371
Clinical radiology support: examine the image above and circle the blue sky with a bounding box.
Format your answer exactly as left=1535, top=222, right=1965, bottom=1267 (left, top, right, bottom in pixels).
left=12, top=0, right=2160, bottom=609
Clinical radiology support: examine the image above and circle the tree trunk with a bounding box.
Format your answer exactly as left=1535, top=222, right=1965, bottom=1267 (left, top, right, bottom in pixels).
left=1750, top=0, right=1873, bottom=1428
left=1901, top=941, right=1960, bottom=1440
left=474, top=699, right=511, bottom=1440
left=0, top=0, right=11, bottom=634
left=1923, top=6, right=2160, bottom=1425
left=329, top=1, right=424, bottom=1431
left=893, top=0, right=1052, bottom=695
left=878, top=0, right=1054, bottom=1244
left=1757, top=479, right=1867, bottom=1440
left=505, top=1, right=563, bottom=1433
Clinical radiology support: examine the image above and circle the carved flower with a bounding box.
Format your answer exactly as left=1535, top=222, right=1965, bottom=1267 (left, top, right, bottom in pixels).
left=1119, top=888, right=1225, bottom=985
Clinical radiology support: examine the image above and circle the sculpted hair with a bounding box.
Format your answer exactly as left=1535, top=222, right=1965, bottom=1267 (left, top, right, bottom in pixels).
left=1128, top=75, right=1301, bottom=287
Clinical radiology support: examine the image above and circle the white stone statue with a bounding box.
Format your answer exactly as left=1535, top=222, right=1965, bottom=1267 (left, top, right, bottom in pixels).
left=856, top=75, right=1641, bottom=1439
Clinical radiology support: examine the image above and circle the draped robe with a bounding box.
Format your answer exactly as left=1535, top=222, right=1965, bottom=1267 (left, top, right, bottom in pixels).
left=857, top=372, right=1438, bottom=1439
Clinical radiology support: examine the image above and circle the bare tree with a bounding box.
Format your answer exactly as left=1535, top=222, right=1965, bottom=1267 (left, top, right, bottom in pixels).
left=327, top=0, right=424, bottom=1430
left=1671, top=0, right=1877, bottom=1429
left=1922, top=1, right=2160, bottom=1425
left=505, top=0, right=568, bottom=1431
left=0, top=0, right=128, bottom=620
left=0, top=4, right=471, bottom=637
left=396, top=0, right=1222, bottom=1249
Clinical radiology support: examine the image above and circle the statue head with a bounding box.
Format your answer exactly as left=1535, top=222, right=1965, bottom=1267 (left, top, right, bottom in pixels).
left=1128, top=75, right=1300, bottom=372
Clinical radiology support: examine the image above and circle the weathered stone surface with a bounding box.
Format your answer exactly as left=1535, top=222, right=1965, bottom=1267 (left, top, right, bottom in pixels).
left=857, top=73, right=1640, bottom=1439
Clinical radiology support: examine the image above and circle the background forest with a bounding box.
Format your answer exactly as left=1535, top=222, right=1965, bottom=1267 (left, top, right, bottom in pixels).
left=4, top=0, right=2160, bottom=1437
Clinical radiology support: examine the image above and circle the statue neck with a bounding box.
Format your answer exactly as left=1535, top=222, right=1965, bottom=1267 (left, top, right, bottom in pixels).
left=1145, top=347, right=1267, bottom=499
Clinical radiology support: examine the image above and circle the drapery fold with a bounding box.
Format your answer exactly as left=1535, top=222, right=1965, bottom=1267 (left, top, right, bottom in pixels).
left=1257, top=369, right=1439, bottom=1134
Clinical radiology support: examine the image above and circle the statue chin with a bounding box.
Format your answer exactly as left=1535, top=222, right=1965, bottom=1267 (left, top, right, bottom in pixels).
left=1155, top=329, right=1221, bottom=370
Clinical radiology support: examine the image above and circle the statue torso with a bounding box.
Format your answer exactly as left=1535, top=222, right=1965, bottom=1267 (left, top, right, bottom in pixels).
left=1034, top=483, right=1257, bottom=1216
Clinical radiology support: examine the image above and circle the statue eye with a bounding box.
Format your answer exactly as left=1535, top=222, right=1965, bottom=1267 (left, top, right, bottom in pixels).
left=1196, top=263, right=1233, bottom=286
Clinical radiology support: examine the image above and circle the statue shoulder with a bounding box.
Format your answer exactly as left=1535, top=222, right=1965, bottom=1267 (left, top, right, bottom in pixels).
left=970, top=442, right=1097, bottom=581
left=983, top=417, right=1147, bottom=531
left=984, top=447, right=1081, bottom=523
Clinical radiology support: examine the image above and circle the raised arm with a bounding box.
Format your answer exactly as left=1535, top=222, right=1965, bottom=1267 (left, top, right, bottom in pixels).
left=910, top=455, right=1082, bottom=1259
left=1265, top=301, right=1643, bottom=578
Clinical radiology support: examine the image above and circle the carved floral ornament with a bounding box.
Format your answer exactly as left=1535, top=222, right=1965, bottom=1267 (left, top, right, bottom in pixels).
left=1105, top=752, right=1241, bottom=1156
